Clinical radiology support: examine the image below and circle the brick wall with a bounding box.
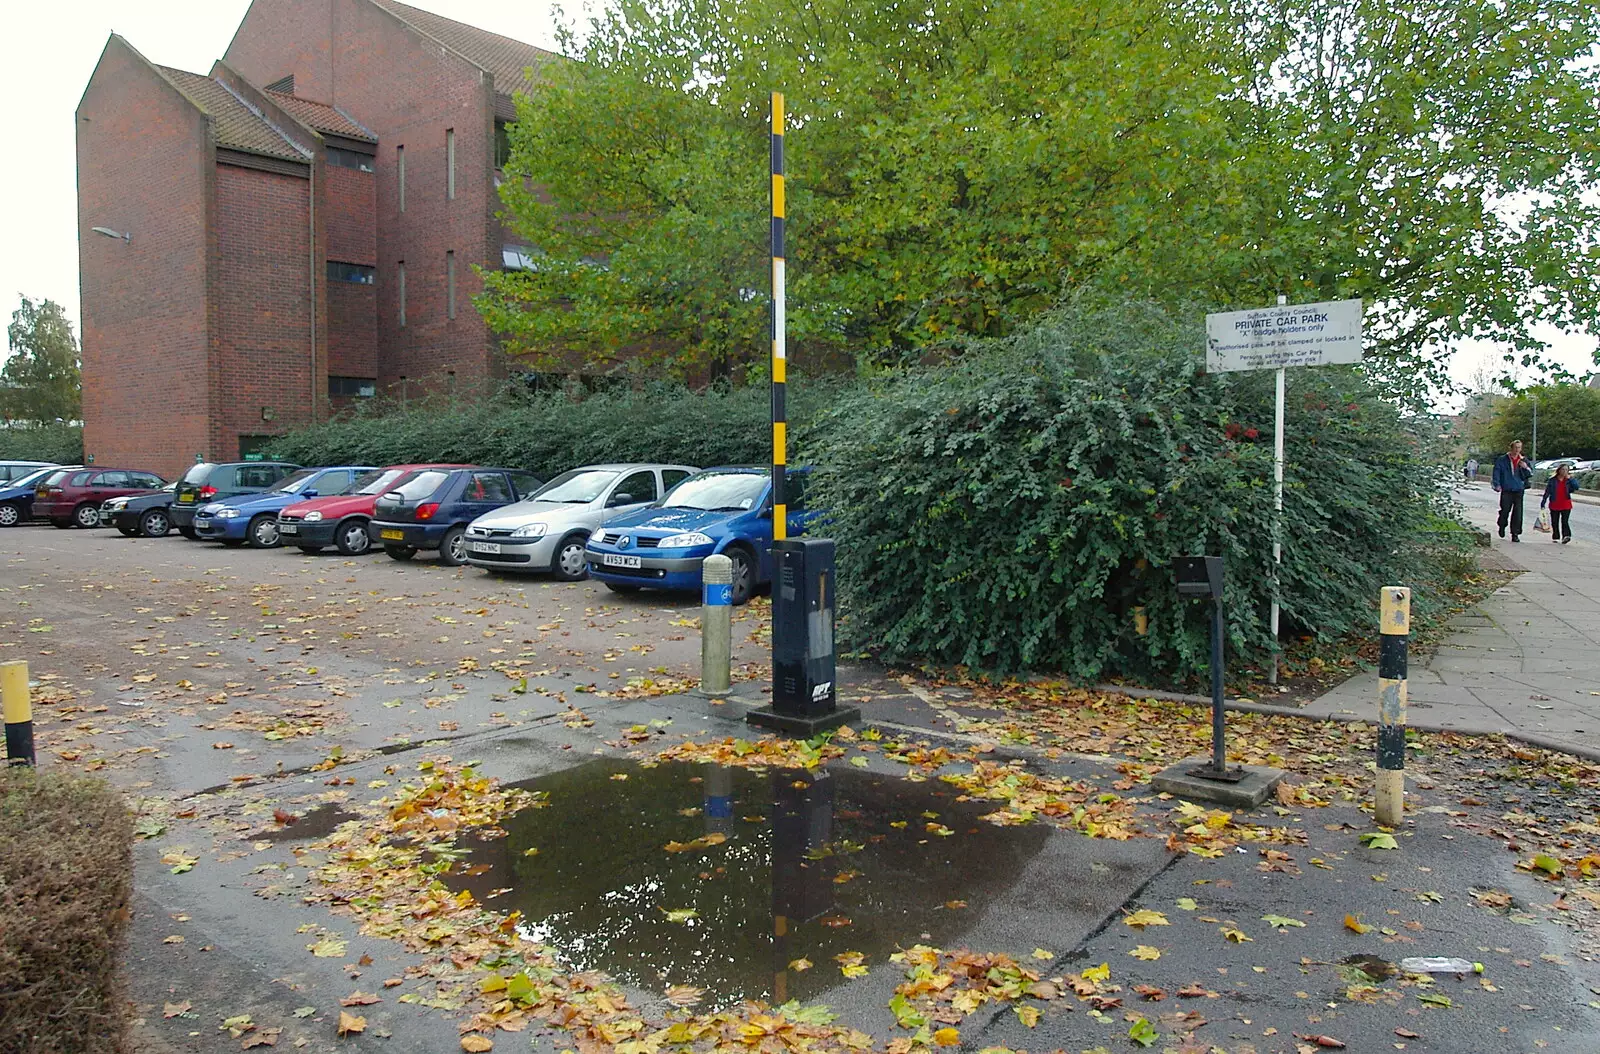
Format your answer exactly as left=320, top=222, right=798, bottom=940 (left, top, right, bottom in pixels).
left=226, top=0, right=503, bottom=395
left=324, top=163, right=378, bottom=379
left=77, top=37, right=214, bottom=480
left=213, top=163, right=314, bottom=460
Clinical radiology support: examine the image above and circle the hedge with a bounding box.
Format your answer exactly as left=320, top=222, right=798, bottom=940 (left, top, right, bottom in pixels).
left=798, top=302, right=1471, bottom=682
left=0, top=424, right=82, bottom=465
left=0, top=768, right=132, bottom=1053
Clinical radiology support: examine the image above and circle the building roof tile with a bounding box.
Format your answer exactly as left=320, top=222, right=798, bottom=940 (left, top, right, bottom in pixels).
left=369, top=0, right=558, bottom=97
left=265, top=91, right=376, bottom=143
left=158, top=66, right=308, bottom=162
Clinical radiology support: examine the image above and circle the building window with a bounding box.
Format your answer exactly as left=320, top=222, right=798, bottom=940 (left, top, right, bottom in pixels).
left=494, top=121, right=511, bottom=168
left=446, top=128, right=455, bottom=199
left=328, top=376, right=377, bottom=398
left=326, top=147, right=375, bottom=173
left=502, top=245, right=539, bottom=271
left=397, top=145, right=405, bottom=212
left=327, top=261, right=375, bottom=285
left=398, top=261, right=406, bottom=326
left=265, top=73, right=294, bottom=94
left=446, top=251, right=457, bottom=319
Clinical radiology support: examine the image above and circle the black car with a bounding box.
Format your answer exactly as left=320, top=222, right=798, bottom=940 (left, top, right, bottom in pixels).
left=171, top=461, right=299, bottom=538
left=102, top=484, right=178, bottom=538
left=368, top=467, right=542, bottom=565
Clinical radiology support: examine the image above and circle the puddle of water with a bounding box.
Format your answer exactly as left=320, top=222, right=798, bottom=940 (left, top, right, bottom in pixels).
left=253, top=804, right=359, bottom=842
left=448, top=759, right=1051, bottom=1007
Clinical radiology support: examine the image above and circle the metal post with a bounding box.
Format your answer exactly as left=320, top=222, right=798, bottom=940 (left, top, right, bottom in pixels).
left=1375, top=587, right=1410, bottom=826
left=1531, top=396, right=1539, bottom=465
left=2, top=660, right=34, bottom=766
left=1210, top=597, right=1226, bottom=775
left=1269, top=293, right=1287, bottom=686
left=770, top=92, right=787, bottom=546
left=701, top=554, right=733, bottom=697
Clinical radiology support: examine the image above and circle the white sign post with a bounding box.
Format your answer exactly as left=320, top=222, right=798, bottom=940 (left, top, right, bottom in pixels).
left=1205, top=297, right=1364, bottom=684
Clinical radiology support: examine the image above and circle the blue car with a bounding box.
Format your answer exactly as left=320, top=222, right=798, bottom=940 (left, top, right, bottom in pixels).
left=0, top=466, right=59, bottom=528
left=193, top=466, right=374, bottom=548
left=585, top=467, right=819, bottom=604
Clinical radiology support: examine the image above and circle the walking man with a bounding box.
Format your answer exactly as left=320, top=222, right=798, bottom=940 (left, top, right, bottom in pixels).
left=1465, top=456, right=1479, bottom=482
left=1493, top=439, right=1534, bottom=541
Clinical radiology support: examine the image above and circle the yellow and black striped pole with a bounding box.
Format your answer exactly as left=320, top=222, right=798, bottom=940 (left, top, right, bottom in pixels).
left=770, top=91, right=787, bottom=543
left=1374, top=587, right=1409, bottom=826
left=2, top=660, right=34, bottom=766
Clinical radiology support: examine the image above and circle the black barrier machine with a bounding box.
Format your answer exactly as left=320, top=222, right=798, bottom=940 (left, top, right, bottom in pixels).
left=1174, top=555, right=1245, bottom=782
left=747, top=538, right=860, bottom=735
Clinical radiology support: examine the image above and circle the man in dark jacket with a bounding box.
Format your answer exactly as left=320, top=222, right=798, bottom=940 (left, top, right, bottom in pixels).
left=1492, top=439, right=1534, bottom=541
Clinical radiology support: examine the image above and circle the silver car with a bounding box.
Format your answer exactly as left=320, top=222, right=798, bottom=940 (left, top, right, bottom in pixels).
left=463, top=463, right=698, bottom=579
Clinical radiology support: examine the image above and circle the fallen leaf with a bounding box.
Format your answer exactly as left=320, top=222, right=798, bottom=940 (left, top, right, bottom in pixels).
left=665, top=985, right=703, bottom=1007
left=661, top=908, right=699, bottom=923
left=1124, top=909, right=1169, bottom=930
left=460, top=1036, right=493, bottom=1052
left=308, top=936, right=348, bottom=958
left=337, top=1012, right=365, bottom=1036
left=1359, top=832, right=1399, bottom=850
left=1220, top=926, right=1252, bottom=943
left=789, top=958, right=813, bottom=972
left=1129, top=945, right=1161, bottom=961
left=1132, top=984, right=1166, bottom=1000
left=1175, top=897, right=1198, bottom=911
left=1014, top=1005, right=1040, bottom=1028
left=162, top=1001, right=192, bottom=1018
left=292, top=1007, right=316, bottom=1019
left=1343, top=914, right=1373, bottom=935
left=1031, top=948, right=1055, bottom=961
left=1395, top=1028, right=1420, bottom=1039
left=1128, top=1017, right=1159, bottom=1048
left=932, top=1027, right=960, bottom=1047
left=242, top=1029, right=281, bottom=1049
left=163, top=934, right=185, bottom=945
left=340, top=992, right=380, bottom=1007
left=1295, top=1034, right=1345, bottom=1049
left=1081, top=963, right=1111, bottom=982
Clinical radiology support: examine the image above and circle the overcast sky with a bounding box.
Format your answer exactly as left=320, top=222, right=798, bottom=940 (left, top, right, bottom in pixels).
left=1, top=1, right=1593, bottom=405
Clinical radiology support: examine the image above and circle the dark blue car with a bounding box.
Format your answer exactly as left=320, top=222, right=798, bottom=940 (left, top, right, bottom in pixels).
left=193, top=466, right=375, bottom=548
left=368, top=466, right=543, bottom=565
left=585, top=467, right=819, bottom=604
left=0, top=466, right=59, bottom=527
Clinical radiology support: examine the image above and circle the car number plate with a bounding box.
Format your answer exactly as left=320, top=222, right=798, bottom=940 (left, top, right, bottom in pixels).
left=380, top=528, right=405, bottom=541
left=279, top=523, right=298, bottom=534
left=469, top=541, right=501, bottom=554
left=603, top=554, right=642, bottom=569
left=178, top=489, right=195, bottom=503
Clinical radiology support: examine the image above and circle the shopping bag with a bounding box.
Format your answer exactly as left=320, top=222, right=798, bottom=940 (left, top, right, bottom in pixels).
left=1535, top=508, right=1551, bottom=532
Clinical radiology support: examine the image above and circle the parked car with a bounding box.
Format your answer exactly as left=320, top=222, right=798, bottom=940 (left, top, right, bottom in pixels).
left=0, top=460, right=57, bottom=483
left=0, top=466, right=60, bottom=526
left=277, top=464, right=470, bottom=555
left=463, top=463, right=698, bottom=579
left=102, top=484, right=179, bottom=538
left=584, top=467, right=819, bottom=603
left=171, top=461, right=300, bottom=538
left=192, top=466, right=374, bottom=548
left=368, top=467, right=543, bottom=565
left=33, top=466, right=168, bottom=528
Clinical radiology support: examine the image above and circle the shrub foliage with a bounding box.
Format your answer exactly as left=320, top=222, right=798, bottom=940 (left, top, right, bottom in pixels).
left=0, top=768, right=132, bottom=1053
left=0, top=424, right=82, bottom=465
left=799, top=304, right=1468, bottom=682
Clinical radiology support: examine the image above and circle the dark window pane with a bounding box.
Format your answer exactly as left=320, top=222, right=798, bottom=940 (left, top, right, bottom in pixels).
left=328, top=376, right=377, bottom=397
left=326, top=146, right=375, bottom=172
left=327, top=261, right=376, bottom=285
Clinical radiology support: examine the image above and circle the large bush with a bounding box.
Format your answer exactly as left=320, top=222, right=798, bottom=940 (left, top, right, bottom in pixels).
left=0, top=423, right=82, bottom=464
left=0, top=768, right=132, bottom=1053
left=799, top=303, right=1468, bottom=682
left=267, top=381, right=839, bottom=472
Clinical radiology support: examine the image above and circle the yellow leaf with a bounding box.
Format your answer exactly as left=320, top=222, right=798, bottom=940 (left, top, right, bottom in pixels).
left=1015, top=1005, right=1041, bottom=1028
left=1031, top=948, right=1055, bottom=961
left=337, top=1012, right=365, bottom=1036
left=1220, top=927, right=1253, bottom=943
left=1124, top=910, right=1169, bottom=929
left=1081, top=963, right=1111, bottom=982
left=1129, top=945, right=1161, bottom=961
left=1344, top=913, right=1373, bottom=934
left=789, top=958, right=813, bottom=972
left=309, top=936, right=349, bottom=958
left=841, top=965, right=868, bottom=978
left=461, top=1036, right=493, bottom=1052
left=933, top=1028, right=960, bottom=1047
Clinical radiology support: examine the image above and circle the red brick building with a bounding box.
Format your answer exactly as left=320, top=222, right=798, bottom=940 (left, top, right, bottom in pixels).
left=77, top=0, right=555, bottom=476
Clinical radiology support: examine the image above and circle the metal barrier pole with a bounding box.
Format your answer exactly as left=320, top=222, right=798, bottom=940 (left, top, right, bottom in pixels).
left=2, top=660, right=34, bottom=766
left=1375, top=587, right=1410, bottom=826
left=701, top=555, right=733, bottom=697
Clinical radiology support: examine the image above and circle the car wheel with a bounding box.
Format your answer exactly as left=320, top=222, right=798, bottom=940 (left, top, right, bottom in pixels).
left=178, top=526, right=197, bottom=539
left=551, top=534, right=589, bottom=581
left=51, top=518, right=72, bottom=529
left=727, top=547, right=756, bottom=606
left=247, top=514, right=280, bottom=548
left=0, top=502, right=19, bottom=528
left=298, top=545, right=324, bottom=555
left=73, top=503, right=100, bottom=528
left=334, top=519, right=371, bottom=555
left=385, top=545, right=417, bottom=561
left=438, top=526, right=468, bottom=566
left=140, top=508, right=171, bottom=538
left=604, top=582, right=641, bottom=594
left=117, top=527, right=139, bottom=537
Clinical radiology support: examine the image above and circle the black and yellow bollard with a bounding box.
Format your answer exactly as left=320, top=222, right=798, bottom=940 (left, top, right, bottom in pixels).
left=2, top=660, right=34, bottom=766
left=1374, top=587, right=1409, bottom=827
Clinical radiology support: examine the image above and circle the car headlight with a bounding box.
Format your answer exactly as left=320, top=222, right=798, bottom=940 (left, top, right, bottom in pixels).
left=510, top=522, right=547, bottom=539
left=659, top=532, right=714, bottom=548
left=105, top=499, right=126, bottom=510
left=215, top=508, right=240, bottom=519
left=302, top=511, right=323, bottom=522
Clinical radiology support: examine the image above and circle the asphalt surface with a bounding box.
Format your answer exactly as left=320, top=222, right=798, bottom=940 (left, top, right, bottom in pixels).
left=3, top=522, right=1599, bottom=1054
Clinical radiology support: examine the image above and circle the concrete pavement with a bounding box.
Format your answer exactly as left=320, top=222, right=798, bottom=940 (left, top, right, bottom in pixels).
left=1306, top=482, right=1600, bottom=753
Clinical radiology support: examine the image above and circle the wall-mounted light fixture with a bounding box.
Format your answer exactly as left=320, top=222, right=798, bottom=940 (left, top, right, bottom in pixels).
left=91, top=226, right=132, bottom=244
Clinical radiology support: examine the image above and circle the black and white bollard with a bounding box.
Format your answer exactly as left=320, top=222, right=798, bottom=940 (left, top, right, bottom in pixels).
left=2, top=660, right=34, bottom=766
left=700, top=554, right=733, bottom=697
left=1375, top=586, right=1410, bottom=827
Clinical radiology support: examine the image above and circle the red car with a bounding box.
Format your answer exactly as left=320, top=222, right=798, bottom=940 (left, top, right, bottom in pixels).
left=35, top=466, right=168, bottom=528
left=276, top=463, right=469, bottom=555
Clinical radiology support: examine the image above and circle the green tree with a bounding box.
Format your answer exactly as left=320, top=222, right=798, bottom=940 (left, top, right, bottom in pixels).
left=1485, top=384, right=1600, bottom=460
left=2, top=297, right=81, bottom=424
left=481, top=0, right=1600, bottom=383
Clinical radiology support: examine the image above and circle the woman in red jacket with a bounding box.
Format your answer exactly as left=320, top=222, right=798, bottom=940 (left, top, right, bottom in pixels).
left=1541, top=463, right=1580, bottom=544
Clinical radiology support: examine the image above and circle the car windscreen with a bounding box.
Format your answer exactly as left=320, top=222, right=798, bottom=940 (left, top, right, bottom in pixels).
left=388, top=470, right=449, bottom=501
left=11, top=468, right=54, bottom=489
left=352, top=468, right=409, bottom=496
left=268, top=469, right=320, bottom=493
left=662, top=470, right=767, bottom=512
left=529, top=469, right=619, bottom=504
left=181, top=463, right=215, bottom=485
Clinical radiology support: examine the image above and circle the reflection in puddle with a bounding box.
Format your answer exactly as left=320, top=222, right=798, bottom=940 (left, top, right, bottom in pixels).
left=448, top=760, right=1050, bottom=1007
